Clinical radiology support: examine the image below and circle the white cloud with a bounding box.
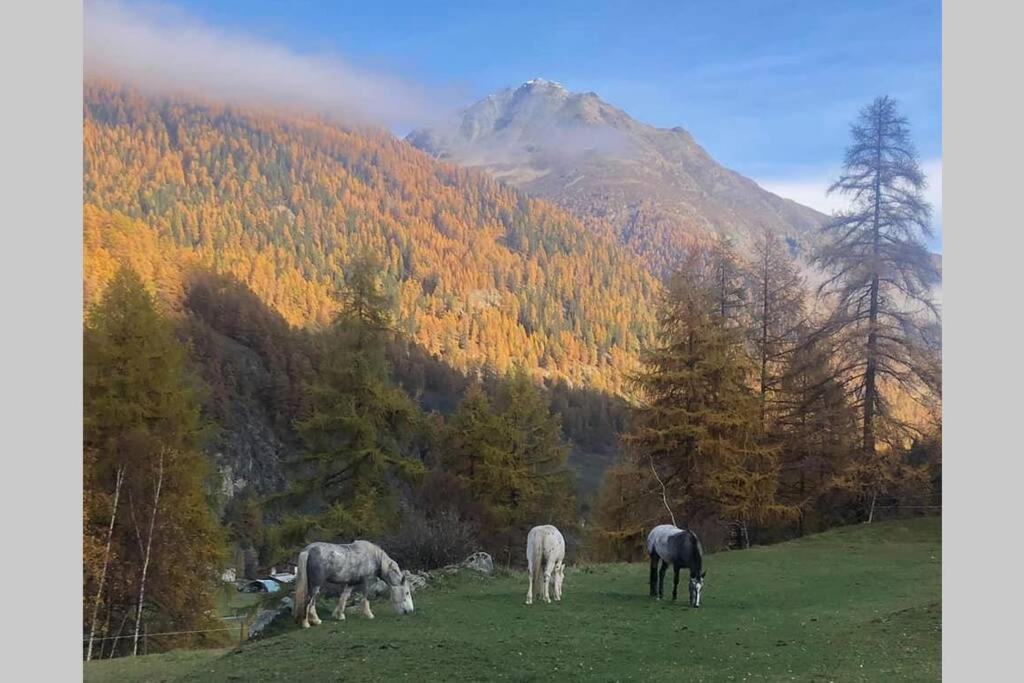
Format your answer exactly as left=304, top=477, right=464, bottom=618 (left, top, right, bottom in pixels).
left=758, top=158, right=943, bottom=245
left=84, top=0, right=457, bottom=131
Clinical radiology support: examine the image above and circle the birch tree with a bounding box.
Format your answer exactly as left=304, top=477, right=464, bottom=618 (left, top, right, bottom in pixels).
left=85, top=465, right=124, bottom=661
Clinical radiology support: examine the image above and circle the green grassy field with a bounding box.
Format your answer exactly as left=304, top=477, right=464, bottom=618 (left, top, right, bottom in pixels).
left=84, top=517, right=940, bottom=682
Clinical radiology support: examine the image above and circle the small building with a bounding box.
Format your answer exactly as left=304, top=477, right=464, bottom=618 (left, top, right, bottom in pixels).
left=241, top=579, right=281, bottom=594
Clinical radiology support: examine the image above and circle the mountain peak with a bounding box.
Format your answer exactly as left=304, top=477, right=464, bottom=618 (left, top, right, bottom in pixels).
left=407, top=82, right=827, bottom=277
left=521, top=77, right=565, bottom=90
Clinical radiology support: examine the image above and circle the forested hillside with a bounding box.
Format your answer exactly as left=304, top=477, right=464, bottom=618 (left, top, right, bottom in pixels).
left=84, top=205, right=629, bottom=497
left=84, top=82, right=659, bottom=396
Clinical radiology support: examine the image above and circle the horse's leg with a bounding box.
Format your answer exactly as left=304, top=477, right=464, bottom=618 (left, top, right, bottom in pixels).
left=541, top=557, right=553, bottom=604
left=553, top=560, right=564, bottom=602
left=525, top=560, right=534, bottom=605
left=658, top=561, right=669, bottom=600
left=299, top=593, right=311, bottom=629
left=672, top=564, right=681, bottom=601
left=361, top=579, right=375, bottom=619
left=332, top=586, right=352, bottom=620
left=306, top=585, right=322, bottom=626
left=649, top=553, right=660, bottom=597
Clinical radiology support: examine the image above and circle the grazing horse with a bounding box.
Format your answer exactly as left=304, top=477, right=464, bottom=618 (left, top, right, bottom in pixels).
left=525, top=525, right=565, bottom=605
left=292, top=540, right=414, bottom=628
left=647, top=524, right=707, bottom=607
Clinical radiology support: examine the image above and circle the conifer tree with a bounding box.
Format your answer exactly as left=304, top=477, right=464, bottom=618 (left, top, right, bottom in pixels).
left=444, top=372, right=576, bottom=560
left=585, top=462, right=658, bottom=561
left=282, top=253, right=425, bottom=543
left=444, top=382, right=527, bottom=551
left=710, top=237, right=748, bottom=327
left=773, top=327, right=859, bottom=533
left=494, top=370, right=577, bottom=530
left=747, top=230, right=806, bottom=429
left=83, top=266, right=224, bottom=656
left=814, top=96, right=940, bottom=520
left=625, top=246, right=790, bottom=541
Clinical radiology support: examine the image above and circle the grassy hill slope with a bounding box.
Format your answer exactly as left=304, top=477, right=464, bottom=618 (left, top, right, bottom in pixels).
left=85, top=517, right=940, bottom=682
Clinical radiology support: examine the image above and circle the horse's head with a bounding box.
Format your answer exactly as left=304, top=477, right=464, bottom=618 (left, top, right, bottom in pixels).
left=382, top=558, right=415, bottom=615
left=688, top=569, right=707, bottom=608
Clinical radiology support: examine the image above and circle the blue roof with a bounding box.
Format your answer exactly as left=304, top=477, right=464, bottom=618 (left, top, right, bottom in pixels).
left=248, top=579, right=281, bottom=593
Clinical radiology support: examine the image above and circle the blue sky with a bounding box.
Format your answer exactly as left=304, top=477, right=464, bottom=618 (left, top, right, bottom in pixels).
left=91, top=0, right=942, bottom=248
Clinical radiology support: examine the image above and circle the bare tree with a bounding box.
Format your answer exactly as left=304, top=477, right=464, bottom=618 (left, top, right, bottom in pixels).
left=813, top=96, right=940, bottom=521
left=86, top=465, right=125, bottom=661
left=132, top=449, right=165, bottom=656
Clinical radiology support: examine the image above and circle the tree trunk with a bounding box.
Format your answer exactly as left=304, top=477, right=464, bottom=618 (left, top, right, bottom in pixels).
left=109, top=608, right=131, bottom=659
left=132, top=450, right=164, bottom=657
left=98, top=600, right=113, bottom=659
left=860, top=114, right=884, bottom=501
left=797, top=470, right=806, bottom=537
left=760, top=233, right=770, bottom=431
left=864, top=272, right=879, bottom=461
left=86, top=465, right=124, bottom=661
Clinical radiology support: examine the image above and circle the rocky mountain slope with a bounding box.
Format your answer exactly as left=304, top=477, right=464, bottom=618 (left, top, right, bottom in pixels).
left=408, top=79, right=829, bottom=277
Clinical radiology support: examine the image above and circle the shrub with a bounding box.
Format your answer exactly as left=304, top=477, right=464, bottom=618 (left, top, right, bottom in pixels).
left=383, top=506, right=481, bottom=571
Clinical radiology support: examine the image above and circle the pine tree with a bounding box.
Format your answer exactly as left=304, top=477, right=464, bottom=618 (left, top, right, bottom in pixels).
left=281, top=254, right=425, bottom=543
left=625, top=246, right=790, bottom=541
left=585, top=462, right=658, bottom=561
left=747, top=230, right=806, bottom=430
left=83, top=266, right=224, bottom=656
left=494, top=370, right=577, bottom=531
left=710, top=237, right=748, bottom=327
left=814, top=96, right=940, bottom=521
left=773, top=327, right=859, bottom=534
left=444, top=382, right=525, bottom=550
left=444, top=372, right=577, bottom=562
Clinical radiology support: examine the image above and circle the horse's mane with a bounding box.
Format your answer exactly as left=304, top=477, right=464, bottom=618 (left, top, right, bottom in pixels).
left=687, top=529, right=704, bottom=564
left=373, top=544, right=405, bottom=584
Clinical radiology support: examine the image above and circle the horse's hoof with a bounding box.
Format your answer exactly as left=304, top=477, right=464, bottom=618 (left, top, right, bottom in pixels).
left=301, top=622, right=310, bottom=629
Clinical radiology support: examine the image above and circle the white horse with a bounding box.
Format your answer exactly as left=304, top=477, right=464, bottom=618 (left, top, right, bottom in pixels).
left=525, top=524, right=565, bottom=605
left=292, top=540, right=414, bottom=629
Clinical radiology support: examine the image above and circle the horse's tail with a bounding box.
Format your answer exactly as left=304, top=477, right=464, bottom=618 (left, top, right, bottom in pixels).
left=292, top=550, right=309, bottom=622
left=530, top=533, right=544, bottom=596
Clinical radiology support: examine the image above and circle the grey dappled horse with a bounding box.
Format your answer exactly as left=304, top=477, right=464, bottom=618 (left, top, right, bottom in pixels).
left=292, top=540, right=414, bottom=628
left=647, top=524, right=706, bottom=607
left=525, top=524, right=566, bottom=605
